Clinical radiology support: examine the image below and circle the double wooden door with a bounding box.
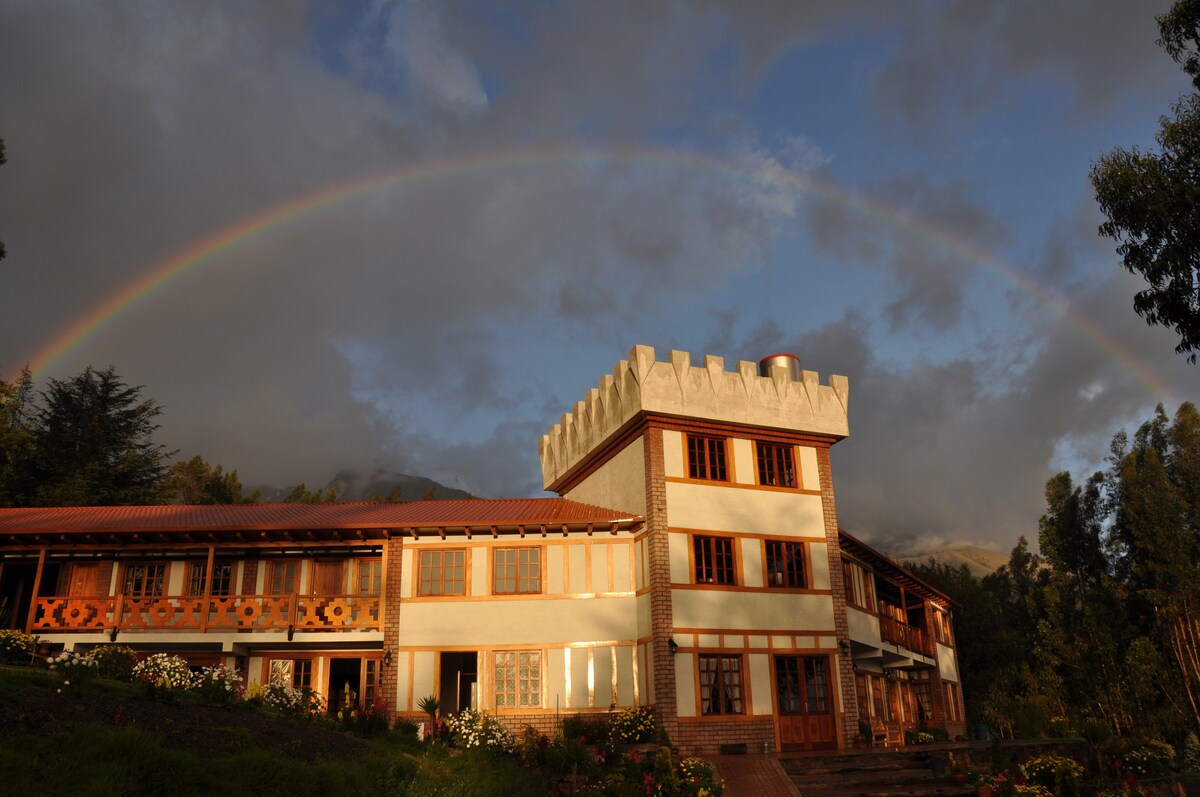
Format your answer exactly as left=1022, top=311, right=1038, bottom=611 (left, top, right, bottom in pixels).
left=775, top=655, right=838, bottom=751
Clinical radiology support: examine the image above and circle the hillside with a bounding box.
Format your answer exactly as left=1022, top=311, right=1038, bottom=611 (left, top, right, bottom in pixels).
left=255, top=468, right=472, bottom=503
left=886, top=542, right=1009, bottom=578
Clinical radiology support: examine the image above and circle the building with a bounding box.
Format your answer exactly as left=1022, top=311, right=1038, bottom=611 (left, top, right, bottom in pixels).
left=0, top=345, right=964, bottom=753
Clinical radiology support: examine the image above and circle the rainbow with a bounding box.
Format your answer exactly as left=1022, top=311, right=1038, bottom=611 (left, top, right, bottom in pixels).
left=14, top=146, right=1176, bottom=400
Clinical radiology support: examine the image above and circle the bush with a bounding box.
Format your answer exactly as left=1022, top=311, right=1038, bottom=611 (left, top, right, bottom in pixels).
left=1120, top=739, right=1175, bottom=778
left=610, top=706, right=655, bottom=744
left=131, top=653, right=193, bottom=692
left=678, top=756, right=725, bottom=796
left=190, top=664, right=243, bottom=704
left=86, top=645, right=137, bottom=681
left=446, top=708, right=513, bottom=752
left=563, top=712, right=610, bottom=744
left=1022, top=754, right=1083, bottom=790
left=0, top=629, right=34, bottom=664
left=252, top=683, right=326, bottom=719
left=47, top=649, right=99, bottom=683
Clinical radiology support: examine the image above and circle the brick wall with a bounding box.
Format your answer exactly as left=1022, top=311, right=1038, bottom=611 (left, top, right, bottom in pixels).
left=642, top=424, right=678, bottom=742
left=381, top=535, right=404, bottom=720
left=817, top=446, right=858, bottom=747
left=673, top=719, right=777, bottom=757
left=240, top=559, right=258, bottom=595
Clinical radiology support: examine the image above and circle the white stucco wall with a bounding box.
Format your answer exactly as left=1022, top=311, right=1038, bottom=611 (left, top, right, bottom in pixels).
left=672, top=589, right=836, bottom=632
left=937, top=642, right=960, bottom=682
left=561, top=435, right=647, bottom=515
left=401, top=596, right=639, bottom=647
left=665, top=481, right=824, bottom=536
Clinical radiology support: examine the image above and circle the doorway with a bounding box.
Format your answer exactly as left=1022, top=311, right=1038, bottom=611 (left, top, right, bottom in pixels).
left=439, top=651, right=478, bottom=714
left=328, top=657, right=363, bottom=715
left=0, top=562, right=37, bottom=630
left=774, top=655, right=838, bottom=751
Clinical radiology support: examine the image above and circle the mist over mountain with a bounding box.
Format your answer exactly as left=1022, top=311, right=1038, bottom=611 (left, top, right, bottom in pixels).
left=885, top=541, right=1010, bottom=578
left=255, top=468, right=472, bottom=503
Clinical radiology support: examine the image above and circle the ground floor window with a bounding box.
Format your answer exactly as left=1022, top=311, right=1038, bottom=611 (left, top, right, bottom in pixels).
left=495, top=650, right=541, bottom=708
left=699, top=654, right=743, bottom=715
left=269, top=658, right=312, bottom=690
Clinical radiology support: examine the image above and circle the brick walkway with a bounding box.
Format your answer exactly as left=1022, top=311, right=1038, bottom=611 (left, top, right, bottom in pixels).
left=711, top=754, right=802, bottom=797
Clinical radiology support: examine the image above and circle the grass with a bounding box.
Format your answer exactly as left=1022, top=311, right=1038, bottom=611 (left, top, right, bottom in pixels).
left=0, top=665, right=513, bottom=797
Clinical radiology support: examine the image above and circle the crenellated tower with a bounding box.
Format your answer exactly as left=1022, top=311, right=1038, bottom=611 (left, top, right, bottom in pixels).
left=540, top=345, right=857, bottom=753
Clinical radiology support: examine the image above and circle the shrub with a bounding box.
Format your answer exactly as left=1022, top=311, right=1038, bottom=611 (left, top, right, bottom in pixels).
left=131, top=653, right=193, bottom=692
left=1120, top=740, right=1175, bottom=778
left=1182, top=731, right=1200, bottom=775
left=338, top=695, right=391, bottom=737
left=678, top=756, right=725, bottom=796
left=1023, top=754, right=1083, bottom=790
left=563, top=712, right=609, bottom=744
left=446, top=708, right=513, bottom=752
left=256, top=684, right=325, bottom=719
left=85, top=645, right=137, bottom=681
left=190, top=664, right=243, bottom=704
left=47, top=649, right=99, bottom=683
left=610, top=706, right=655, bottom=744
left=0, top=629, right=34, bottom=664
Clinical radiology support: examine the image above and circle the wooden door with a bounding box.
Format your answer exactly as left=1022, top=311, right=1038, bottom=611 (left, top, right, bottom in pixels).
left=775, top=655, right=838, bottom=751
left=69, top=563, right=102, bottom=596
left=312, top=561, right=344, bottom=596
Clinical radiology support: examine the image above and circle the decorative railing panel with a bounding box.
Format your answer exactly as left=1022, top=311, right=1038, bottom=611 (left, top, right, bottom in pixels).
left=31, top=593, right=381, bottom=634
left=878, top=615, right=933, bottom=657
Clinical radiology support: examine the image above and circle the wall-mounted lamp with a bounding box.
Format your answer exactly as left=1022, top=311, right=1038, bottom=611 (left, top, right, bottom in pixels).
left=109, top=628, right=119, bottom=643
left=838, top=639, right=851, bottom=654
left=668, top=639, right=678, bottom=656
left=383, top=649, right=393, bottom=667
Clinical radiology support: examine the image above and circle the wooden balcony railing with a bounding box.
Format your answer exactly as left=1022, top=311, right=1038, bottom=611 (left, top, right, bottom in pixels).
left=31, top=593, right=381, bottom=633
left=878, top=615, right=933, bottom=657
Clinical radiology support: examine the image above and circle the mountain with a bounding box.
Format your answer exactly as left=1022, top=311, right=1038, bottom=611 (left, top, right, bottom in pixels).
left=886, top=542, right=1010, bottom=578
left=254, top=468, right=472, bottom=503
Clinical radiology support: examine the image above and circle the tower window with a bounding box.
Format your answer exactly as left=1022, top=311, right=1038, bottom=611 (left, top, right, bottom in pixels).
left=756, top=442, right=796, bottom=487
left=687, top=435, right=728, bottom=481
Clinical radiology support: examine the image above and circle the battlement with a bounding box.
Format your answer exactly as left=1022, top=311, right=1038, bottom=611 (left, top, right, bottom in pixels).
left=539, top=345, right=849, bottom=490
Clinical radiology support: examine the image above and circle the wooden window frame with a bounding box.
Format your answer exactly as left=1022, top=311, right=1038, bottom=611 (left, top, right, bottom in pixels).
left=355, top=559, right=383, bottom=596
left=686, top=434, right=729, bottom=482
left=493, top=546, right=542, bottom=595
left=265, top=560, right=301, bottom=595
left=121, top=561, right=166, bottom=597
left=418, top=549, right=467, bottom=596
left=693, top=535, right=736, bottom=585
left=186, top=560, right=234, bottom=597
left=842, top=559, right=875, bottom=611
left=698, top=653, right=744, bottom=716
left=765, top=540, right=806, bottom=588
left=755, top=441, right=797, bottom=488
left=495, top=650, right=542, bottom=709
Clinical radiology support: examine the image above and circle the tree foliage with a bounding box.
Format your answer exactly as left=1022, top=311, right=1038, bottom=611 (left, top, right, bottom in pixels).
left=25, top=366, right=173, bottom=506
left=166, top=455, right=259, bottom=505
left=0, top=137, right=6, bottom=260
left=926, top=402, right=1200, bottom=744
left=1091, top=1, right=1200, bottom=362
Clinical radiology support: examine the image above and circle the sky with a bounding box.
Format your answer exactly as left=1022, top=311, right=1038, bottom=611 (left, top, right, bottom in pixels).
left=1, top=1, right=1196, bottom=554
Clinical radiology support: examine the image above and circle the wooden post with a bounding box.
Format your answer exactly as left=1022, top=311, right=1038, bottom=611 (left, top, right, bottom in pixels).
left=379, top=534, right=388, bottom=633
left=200, top=545, right=215, bottom=632
left=24, top=547, right=47, bottom=634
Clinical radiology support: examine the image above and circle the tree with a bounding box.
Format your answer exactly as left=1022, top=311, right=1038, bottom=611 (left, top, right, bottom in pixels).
left=0, top=367, right=34, bottom=507
left=282, top=483, right=339, bottom=503
left=166, top=455, right=259, bottom=504
left=28, top=366, right=173, bottom=505
left=1091, top=1, right=1200, bottom=362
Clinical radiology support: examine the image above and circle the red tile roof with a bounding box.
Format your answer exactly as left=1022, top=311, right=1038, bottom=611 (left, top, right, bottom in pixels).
left=0, top=498, right=642, bottom=535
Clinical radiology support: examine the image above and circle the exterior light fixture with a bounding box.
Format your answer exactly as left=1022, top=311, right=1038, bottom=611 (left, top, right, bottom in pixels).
left=383, top=649, right=393, bottom=667
left=668, top=639, right=678, bottom=656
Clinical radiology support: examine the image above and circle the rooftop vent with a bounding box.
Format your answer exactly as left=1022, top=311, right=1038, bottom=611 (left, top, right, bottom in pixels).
left=758, top=353, right=801, bottom=381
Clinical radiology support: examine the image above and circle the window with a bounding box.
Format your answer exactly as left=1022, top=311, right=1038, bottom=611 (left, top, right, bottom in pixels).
left=944, top=682, right=961, bottom=722
left=756, top=442, right=796, bottom=487
left=842, top=559, right=874, bottom=610
left=765, top=540, right=806, bottom=588
left=187, top=561, right=233, bottom=596
left=495, top=651, right=541, bottom=708
left=699, top=654, right=743, bottom=715
left=356, top=559, right=383, bottom=595
left=122, top=562, right=165, bottom=597
left=494, top=547, right=541, bottom=594
left=266, top=561, right=300, bottom=595
left=694, top=535, right=736, bottom=585
left=932, top=608, right=953, bottom=645
left=686, top=435, right=728, bottom=481
left=418, top=549, right=466, bottom=596
left=270, top=658, right=312, bottom=689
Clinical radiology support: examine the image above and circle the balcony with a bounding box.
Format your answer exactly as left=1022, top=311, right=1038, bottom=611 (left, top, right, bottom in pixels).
left=878, top=614, right=932, bottom=657
left=31, top=593, right=381, bottom=634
